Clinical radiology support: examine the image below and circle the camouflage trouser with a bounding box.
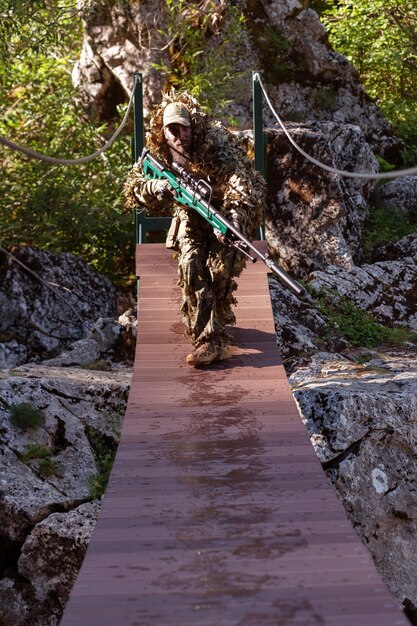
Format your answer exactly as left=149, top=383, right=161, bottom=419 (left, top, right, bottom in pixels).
left=176, top=219, right=246, bottom=349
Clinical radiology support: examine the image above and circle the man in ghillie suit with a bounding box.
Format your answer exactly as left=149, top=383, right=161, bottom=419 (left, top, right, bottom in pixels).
left=124, top=91, right=266, bottom=367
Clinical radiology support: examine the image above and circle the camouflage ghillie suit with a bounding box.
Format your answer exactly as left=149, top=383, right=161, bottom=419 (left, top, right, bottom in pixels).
left=124, top=91, right=266, bottom=359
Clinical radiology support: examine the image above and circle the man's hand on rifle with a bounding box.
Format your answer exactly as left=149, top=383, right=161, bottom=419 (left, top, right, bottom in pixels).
left=152, top=179, right=176, bottom=202
left=133, top=179, right=176, bottom=207
left=214, top=214, right=240, bottom=246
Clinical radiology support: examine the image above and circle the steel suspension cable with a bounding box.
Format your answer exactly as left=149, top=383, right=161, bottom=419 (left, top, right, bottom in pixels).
left=0, top=82, right=135, bottom=166
left=254, top=72, right=417, bottom=181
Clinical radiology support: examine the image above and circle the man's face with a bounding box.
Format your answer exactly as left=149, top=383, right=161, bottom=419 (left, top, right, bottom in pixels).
left=164, top=123, right=193, bottom=154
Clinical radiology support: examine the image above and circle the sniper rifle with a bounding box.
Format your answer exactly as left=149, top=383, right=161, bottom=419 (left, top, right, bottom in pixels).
left=140, top=148, right=305, bottom=298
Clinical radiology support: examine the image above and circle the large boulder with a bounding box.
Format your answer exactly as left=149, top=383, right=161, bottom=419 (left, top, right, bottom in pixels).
left=309, top=258, right=417, bottom=331
left=289, top=350, right=417, bottom=617
left=372, top=176, right=417, bottom=218
left=265, top=123, right=378, bottom=276
left=268, top=275, right=348, bottom=368
left=0, top=502, right=99, bottom=626
left=73, top=0, right=403, bottom=159
left=0, top=364, right=130, bottom=626
left=0, top=246, right=117, bottom=368
left=247, top=1, right=401, bottom=158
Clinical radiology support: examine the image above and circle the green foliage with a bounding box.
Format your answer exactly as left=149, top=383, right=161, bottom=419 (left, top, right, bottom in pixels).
left=250, top=24, right=309, bottom=86
left=10, top=403, right=45, bottom=430
left=0, top=1, right=134, bottom=284
left=18, top=442, right=60, bottom=476
left=312, top=86, right=338, bottom=111
left=310, top=286, right=417, bottom=348
left=19, top=443, right=53, bottom=462
left=363, top=205, right=417, bottom=254
left=309, top=0, right=333, bottom=12
left=88, top=430, right=117, bottom=499
left=0, top=0, right=82, bottom=63
left=285, top=110, right=307, bottom=123
left=38, top=457, right=60, bottom=477
left=321, top=0, right=417, bottom=157
left=80, top=359, right=112, bottom=371
left=375, top=155, right=396, bottom=173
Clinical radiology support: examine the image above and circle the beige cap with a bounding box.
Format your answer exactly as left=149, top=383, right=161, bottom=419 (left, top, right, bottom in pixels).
left=163, top=102, right=191, bottom=127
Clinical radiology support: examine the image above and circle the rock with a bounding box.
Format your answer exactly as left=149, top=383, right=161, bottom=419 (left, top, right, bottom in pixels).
left=116, top=308, right=137, bottom=362
left=309, top=260, right=417, bottom=330
left=248, top=2, right=401, bottom=158
left=45, top=317, right=124, bottom=367
left=19, top=502, right=100, bottom=606
left=373, top=233, right=417, bottom=264
left=265, top=123, right=378, bottom=276
left=0, top=502, right=100, bottom=626
left=72, top=0, right=170, bottom=121
left=0, top=445, right=71, bottom=544
left=268, top=276, right=348, bottom=369
left=289, top=350, right=417, bottom=615
left=0, top=363, right=129, bottom=626
left=372, top=176, right=417, bottom=218
left=73, top=1, right=403, bottom=159
left=0, top=246, right=116, bottom=368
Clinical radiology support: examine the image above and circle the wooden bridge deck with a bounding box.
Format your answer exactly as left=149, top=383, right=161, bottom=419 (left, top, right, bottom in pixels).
left=61, top=242, right=407, bottom=626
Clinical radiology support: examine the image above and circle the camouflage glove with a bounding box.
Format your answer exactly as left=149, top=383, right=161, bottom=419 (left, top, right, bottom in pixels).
left=214, top=212, right=240, bottom=245
left=152, top=179, right=176, bottom=202
left=133, top=179, right=175, bottom=205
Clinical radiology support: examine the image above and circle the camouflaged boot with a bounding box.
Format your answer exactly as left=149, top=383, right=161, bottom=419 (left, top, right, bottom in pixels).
left=186, top=341, right=232, bottom=367
left=186, top=342, right=219, bottom=367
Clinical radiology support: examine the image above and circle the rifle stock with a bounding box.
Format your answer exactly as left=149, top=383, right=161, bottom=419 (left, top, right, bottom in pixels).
left=140, top=148, right=306, bottom=298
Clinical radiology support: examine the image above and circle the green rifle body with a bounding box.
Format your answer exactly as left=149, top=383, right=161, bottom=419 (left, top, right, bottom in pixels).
left=140, top=149, right=305, bottom=297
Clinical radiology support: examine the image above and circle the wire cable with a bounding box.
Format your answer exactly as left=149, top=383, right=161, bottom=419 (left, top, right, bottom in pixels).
left=0, top=82, right=135, bottom=166
left=254, top=72, right=417, bottom=181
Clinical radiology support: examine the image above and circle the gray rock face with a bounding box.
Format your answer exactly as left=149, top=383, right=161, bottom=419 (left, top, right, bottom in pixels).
left=268, top=275, right=348, bottom=368
left=72, top=0, right=170, bottom=120
left=0, top=246, right=116, bottom=368
left=265, top=123, right=378, bottom=276
left=374, top=233, right=417, bottom=264
left=289, top=351, right=417, bottom=616
left=0, top=501, right=99, bottom=626
left=251, top=2, right=401, bottom=158
left=372, top=176, right=417, bottom=217
left=0, top=364, right=130, bottom=626
left=19, top=502, right=100, bottom=609
left=73, top=0, right=403, bottom=159
left=310, top=259, right=417, bottom=331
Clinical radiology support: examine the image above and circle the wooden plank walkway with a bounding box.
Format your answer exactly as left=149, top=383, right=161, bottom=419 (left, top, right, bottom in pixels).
left=61, top=242, right=407, bottom=626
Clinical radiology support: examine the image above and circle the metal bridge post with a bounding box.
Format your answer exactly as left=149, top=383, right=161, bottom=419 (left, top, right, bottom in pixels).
left=133, top=72, right=145, bottom=163
left=253, top=72, right=266, bottom=240
left=133, top=73, right=146, bottom=243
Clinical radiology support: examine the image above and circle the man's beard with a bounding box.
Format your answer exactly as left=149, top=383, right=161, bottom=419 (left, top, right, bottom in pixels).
left=168, top=142, right=193, bottom=169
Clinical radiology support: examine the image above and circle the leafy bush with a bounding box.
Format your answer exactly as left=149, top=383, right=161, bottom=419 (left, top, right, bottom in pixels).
left=10, top=403, right=45, bottom=430
left=310, top=286, right=417, bottom=348
left=19, top=443, right=53, bottom=462
left=87, top=430, right=117, bottom=499
left=320, top=0, right=417, bottom=159
left=364, top=205, right=417, bottom=255
left=155, top=1, right=249, bottom=117
left=0, top=2, right=134, bottom=284
left=38, top=458, right=60, bottom=477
